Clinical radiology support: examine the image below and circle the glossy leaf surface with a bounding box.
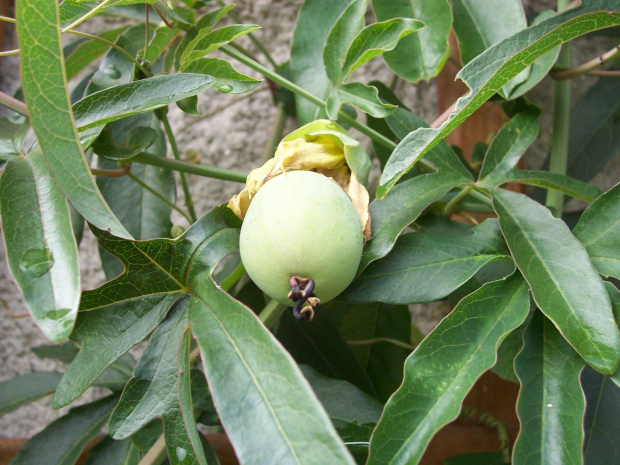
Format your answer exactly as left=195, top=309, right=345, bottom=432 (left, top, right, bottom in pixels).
left=10, top=395, right=118, bottom=465
left=16, top=0, right=132, bottom=239
left=342, top=219, right=510, bottom=304
left=513, top=312, right=586, bottom=465
left=493, top=188, right=620, bottom=374
left=573, top=183, right=620, bottom=279
left=372, top=0, right=452, bottom=83
left=378, top=1, right=620, bottom=198
left=368, top=274, right=530, bottom=465
left=0, top=153, right=80, bottom=342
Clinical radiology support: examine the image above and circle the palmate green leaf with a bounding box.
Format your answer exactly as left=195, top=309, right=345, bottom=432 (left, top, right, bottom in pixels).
left=276, top=309, right=377, bottom=397
left=54, top=205, right=241, bottom=407
left=504, top=11, right=560, bottom=100
left=341, top=219, right=511, bottom=305
left=330, top=301, right=412, bottom=402
left=83, top=436, right=140, bottom=465
left=452, top=0, right=527, bottom=82
left=367, top=274, right=530, bottom=465
left=10, top=395, right=119, bottom=465
left=54, top=294, right=182, bottom=408
left=180, top=24, right=260, bottom=70
left=377, top=1, right=620, bottom=199
left=493, top=188, right=620, bottom=374
left=183, top=57, right=262, bottom=94
left=96, top=113, right=174, bottom=278
left=566, top=78, right=620, bottom=183
left=513, top=311, right=586, bottom=465
left=341, top=18, right=423, bottom=81
left=109, top=300, right=208, bottom=465
left=178, top=328, right=213, bottom=465
left=73, top=74, right=215, bottom=131
left=0, top=152, right=80, bottom=342
left=291, top=0, right=351, bottom=124
left=360, top=108, right=473, bottom=271
left=323, top=0, right=367, bottom=84
left=65, top=26, right=129, bottom=80
left=500, top=170, right=602, bottom=203
left=582, top=365, right=620, bottom=464
left=188, top=229, right=355, bottom=465
left=477, top=113, right=539, bottom=187
left=173, top=4, right=234, bottom=71
left=372, top=0, right=452, bottom=83
left=300, top=365, right=383, bottom=427
left=16, top=0, right=132, bottom=240
left=326, top=82, right=396, bottom=121
left=0, top=371, right=63, bottom=416
left=573, top=183, right=620, bottom=280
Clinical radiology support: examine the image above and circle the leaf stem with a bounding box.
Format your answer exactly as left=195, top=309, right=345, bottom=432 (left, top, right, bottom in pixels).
left=90, top=165, right=131, bottom=178
left=65, top=30, right=152, bottom=78
left=61, top=0, right=115, bottom=33
left=126, top=172, right=191, bottom=222
left=132, top=152, right=248, bottom=183
left=259, top=299, right=287, bottom=329
left=0, top=15, right=15, bottom=23
left=137, top=434, right=167, bottom=465
left=346, top=337, right=417, bottom=351
left=551, top=44, right=620, bottom=80
left=0, top=49, right=19, bottom=57
left=262, top=103, right=287, bottom=162
left=546, top=0, right=573, bottom=217
left=443, top=185, right=474, bottom=216
left=220, top=262, right=246, bottom=292
left=0, top=90, right=29, bottom=117
left=161, top=115, right=198, bottom=223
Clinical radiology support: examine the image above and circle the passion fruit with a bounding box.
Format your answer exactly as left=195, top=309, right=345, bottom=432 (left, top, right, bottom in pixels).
left=239, top=170, right=363, bottom=312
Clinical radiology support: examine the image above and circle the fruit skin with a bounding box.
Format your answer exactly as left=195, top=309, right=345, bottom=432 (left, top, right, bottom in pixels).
left=239, top=170, right=363, bottom=306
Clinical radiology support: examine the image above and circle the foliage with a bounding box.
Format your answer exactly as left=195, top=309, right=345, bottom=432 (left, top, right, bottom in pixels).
left=1, top=0, right=619, bottom=464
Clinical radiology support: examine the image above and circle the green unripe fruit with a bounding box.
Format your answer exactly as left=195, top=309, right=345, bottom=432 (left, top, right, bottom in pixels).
left=239, top=170, right=363, bottom=306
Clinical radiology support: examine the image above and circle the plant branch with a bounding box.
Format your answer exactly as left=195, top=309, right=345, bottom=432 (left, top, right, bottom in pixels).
left=551, top=44, right=620, bottom=80
left=443, top=185, right=474, bottom=216
left=546, top=0, right=573, bottom=217
left=137, top=435, right=167, bottom=465
left=262, top=103, right=287, bottom=162
left=153, top=3, right=173, bottom=29
left=347, top=337, right=417, bottom=351
left=90, top=165, right=131, bottom=178
left=127, top=172, right=191, bottom=222
left=0, top=15, right=16, bottom=23
left=65, top=30, right=152, bottom=78
left=0, top=90, right=29, bottom=117
left=0, top=49, right=19, bottom=57
left=132, top=152, right=248, bottom=183
left=161, top=115, right=198, bottom=223
left=259, top=299, right=287, bottom=329
left=61, top=0, right=114, bottom=33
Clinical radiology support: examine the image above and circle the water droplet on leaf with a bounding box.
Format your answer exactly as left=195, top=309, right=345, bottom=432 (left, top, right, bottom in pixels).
left=175, top=447, right=187, bottom=461
left=19, top=248, right=54, bottom=277
left=217, top=84, right=233, bottom=93
left=43, top=309, right=71, bottom=321
left=102, top=65, right=121, bottom=79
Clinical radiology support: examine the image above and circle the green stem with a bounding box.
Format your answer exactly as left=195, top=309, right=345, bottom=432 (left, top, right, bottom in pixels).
left=65, top=30, right=152, bottom=77
left=127, top=172, right=191, bottom=222
left=263, top=103, right=288, bottom=162
left=546, top=0, right=573, bottom=217
left=346, top=337, right=417, bottom=351
left=216, top=0, right=278, bottom=68
left=133, top=152, right=248, bottom=183
left=161, top=115, right=198, bottom=223
left=61, top=0, right=115, bottom=33
left=137, top=435, right=167, bottom=465
left=220, top=263, right=246, bottom=292
left=0, top=49, right=19, bottom=57
left=443, top=185, right=474, bottom=216
left=0, top=15, right=16, bottom=23
left=259, top=299, right=287, bottom=329
left=552, top=44, right=620, bottom=80
left=0, top=90, right=29, bottom=117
